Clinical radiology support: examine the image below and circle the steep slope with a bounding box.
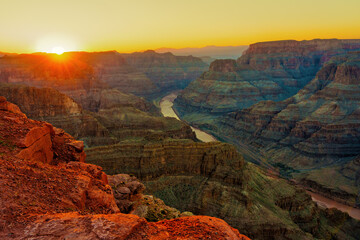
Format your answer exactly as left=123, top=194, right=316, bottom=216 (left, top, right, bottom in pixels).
left=86, top=140, right=360, bottom=239
left=176, top=39, right=360, bottom=113
left=0, top=97, right=249, bottom=240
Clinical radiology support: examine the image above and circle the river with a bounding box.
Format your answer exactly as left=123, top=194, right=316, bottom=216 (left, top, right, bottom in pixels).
left=159, top=92, right=360, bottom=220
left=306, top=191, right=360, bottom=220
left=159, top=92, right=217, bottom=143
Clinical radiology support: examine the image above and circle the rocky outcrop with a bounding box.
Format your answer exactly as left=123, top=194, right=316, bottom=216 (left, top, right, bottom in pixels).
left=175, top=39, right=360, bottom=113
left=0, top=98, right=249, bottom=240
left=0, top=98, right=119, bottom=235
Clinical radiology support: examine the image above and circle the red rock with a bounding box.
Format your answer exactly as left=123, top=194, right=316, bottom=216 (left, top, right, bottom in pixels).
left=0, top=96, right=26, bottom=117
left=66, top=140, right=85, bottom=152
left=19, top=126, right=52, bottom=148
left=17, top=213, right=249, bottom=240
left=16, top=130, right=53, bottom=163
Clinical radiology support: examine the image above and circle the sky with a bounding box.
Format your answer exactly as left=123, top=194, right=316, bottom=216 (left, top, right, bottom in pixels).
left=0, top=0, right=359, bottom=53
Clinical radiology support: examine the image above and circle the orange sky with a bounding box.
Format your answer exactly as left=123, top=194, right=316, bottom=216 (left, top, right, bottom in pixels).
left=0, top=0, right=360, bottom=53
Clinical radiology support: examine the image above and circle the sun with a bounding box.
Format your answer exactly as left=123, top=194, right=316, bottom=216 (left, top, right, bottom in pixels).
left=51, top=46, right=65, bottom=55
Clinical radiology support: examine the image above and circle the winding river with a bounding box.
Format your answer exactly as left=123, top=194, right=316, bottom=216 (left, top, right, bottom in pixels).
left=160, top=92, right=217, bottom=142
left=306, top=191, right=360, bottom=220
left=159, top=92, right=360, bottom=220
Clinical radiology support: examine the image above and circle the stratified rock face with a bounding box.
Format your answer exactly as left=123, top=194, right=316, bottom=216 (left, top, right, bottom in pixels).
left=0, top=84, right=82, bottom=117
left=0, top=99, right=249, bottom=240
left=86, top=140, right=360, bottom=240
left=176, top=39, right=360, bottom=113
left=0, top=50, right=207, bottom=99
left=210, top=52, right=360, bottom=206
left=86, top=141, right=244, bottom=180
left=65, top=88, right=154, bottom=113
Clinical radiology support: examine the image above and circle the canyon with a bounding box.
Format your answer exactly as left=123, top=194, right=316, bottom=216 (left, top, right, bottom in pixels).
left=174, top=39, right=360, bottom=210
left=1, top=39, right=360, bottom=239
left=2, top=75, right=359, bottom=239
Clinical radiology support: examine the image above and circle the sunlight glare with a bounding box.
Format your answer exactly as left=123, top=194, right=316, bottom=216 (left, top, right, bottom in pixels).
left=51, top=46, right=65, bottom=55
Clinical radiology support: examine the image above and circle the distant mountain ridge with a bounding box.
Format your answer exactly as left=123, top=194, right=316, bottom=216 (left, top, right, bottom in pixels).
left=155, top=45, right=248, bottom=59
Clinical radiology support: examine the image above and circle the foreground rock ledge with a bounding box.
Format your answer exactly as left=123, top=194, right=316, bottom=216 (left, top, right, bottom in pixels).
left=0, top=97, right=250, bottom=240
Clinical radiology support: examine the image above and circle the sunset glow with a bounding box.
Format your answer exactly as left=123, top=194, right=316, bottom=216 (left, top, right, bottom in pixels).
left=0, top=0, right=359, bottom=53
left=51, top=46, right=65, bottom=55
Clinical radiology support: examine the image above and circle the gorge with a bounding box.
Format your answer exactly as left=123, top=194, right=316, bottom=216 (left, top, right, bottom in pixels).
left=1, top=39, right=360, bottom=239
